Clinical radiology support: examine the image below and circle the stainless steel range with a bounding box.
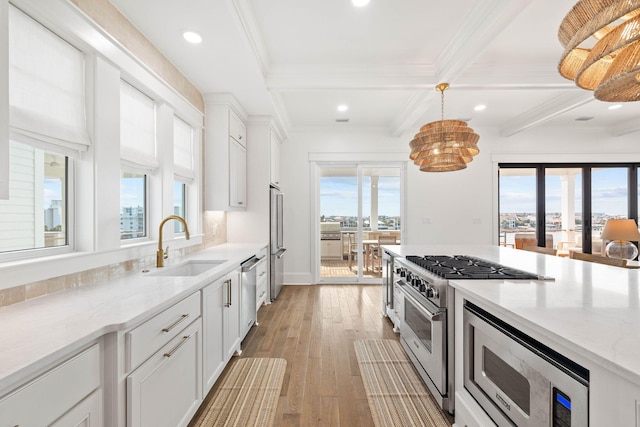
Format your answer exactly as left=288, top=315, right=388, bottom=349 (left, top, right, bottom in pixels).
left=393, top=254, right=546, bottom=415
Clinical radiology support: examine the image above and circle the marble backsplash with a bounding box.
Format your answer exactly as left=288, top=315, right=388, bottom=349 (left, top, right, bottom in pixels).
left=0, top=211, right=227, bottom=308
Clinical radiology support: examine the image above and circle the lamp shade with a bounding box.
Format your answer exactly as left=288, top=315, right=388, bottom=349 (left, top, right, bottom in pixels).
left=600, top=219, right=640, bottom=241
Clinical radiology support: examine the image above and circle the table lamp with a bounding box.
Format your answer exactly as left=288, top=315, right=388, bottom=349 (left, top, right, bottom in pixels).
left=600, top=219, right=640, bottom=260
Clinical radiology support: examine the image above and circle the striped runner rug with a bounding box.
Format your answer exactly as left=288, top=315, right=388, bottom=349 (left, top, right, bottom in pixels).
left=192, top=358, right=286, bottom=427
left=354, top=339, right=451, bottom=427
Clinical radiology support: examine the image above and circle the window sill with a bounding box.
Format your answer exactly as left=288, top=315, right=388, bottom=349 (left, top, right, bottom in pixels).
left=0, top=234, right=204, bottom=292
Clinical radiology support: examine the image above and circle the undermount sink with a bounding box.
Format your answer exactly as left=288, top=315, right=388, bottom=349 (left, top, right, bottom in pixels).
left=147, top=260, right=227, bottom=277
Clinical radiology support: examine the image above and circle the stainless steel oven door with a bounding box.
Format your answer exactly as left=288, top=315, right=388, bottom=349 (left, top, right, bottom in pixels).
left=464, top=304, right=589, bottom=427
left=399, top=283, right=446, bottom=395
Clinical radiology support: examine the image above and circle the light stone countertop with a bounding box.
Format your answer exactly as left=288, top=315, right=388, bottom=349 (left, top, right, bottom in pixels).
left=0, top=243, right=266, bottom=393
left=383, top=244, right=640, bottom=385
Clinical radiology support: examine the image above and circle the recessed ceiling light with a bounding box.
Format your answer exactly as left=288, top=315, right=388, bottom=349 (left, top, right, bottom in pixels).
left=352, top=0, right=370, bottom=7
left=608, top=104, right=623, bottom=110
left=337, top=104, right=349, bottom=112
left=474, top=104, right=487, bottom=112
left=183, top=31, right=202, bottom=44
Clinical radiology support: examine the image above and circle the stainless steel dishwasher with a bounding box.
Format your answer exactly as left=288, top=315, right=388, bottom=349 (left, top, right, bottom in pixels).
left=240, top=255, right=265, bottom=337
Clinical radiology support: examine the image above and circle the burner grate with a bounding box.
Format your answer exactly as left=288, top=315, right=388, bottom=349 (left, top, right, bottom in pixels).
left=406, top=255, right=540, bottom=280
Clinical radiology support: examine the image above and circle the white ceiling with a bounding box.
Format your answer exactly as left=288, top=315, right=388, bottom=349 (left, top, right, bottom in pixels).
left=109, top=0, right=640, bottom=139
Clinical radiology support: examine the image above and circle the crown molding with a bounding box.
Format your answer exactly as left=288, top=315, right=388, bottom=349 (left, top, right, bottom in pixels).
left=203, top=93, right=248, bottom=121
left=228, top=0, right=270, bottom=77
left=499, top=91, right=594, bottom=137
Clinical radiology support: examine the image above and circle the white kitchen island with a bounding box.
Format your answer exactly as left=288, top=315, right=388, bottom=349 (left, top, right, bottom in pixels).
left=383, top=244, right=640, bottom=427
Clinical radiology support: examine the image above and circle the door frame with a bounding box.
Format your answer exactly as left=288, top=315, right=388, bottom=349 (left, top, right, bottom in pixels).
left=310, top=157, right=407, bottom=284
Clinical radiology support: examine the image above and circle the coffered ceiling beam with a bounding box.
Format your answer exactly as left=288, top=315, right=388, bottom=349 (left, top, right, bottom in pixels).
left=265, top=65, right=435, bottom=91
left=391, top=0, right=533, bottom=137
left=499, top=92, right=595, bottom=137
left=610, top=117, right=640, bottom=136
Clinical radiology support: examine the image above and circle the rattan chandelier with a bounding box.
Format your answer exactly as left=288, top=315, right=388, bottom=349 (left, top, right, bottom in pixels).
left=409, top=83, right=480, bottom=172
left=559, top=0, right=640, bottom=101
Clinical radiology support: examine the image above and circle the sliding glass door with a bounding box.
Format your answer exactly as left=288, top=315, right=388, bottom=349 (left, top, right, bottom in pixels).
left=317, top=164, right=402, bottom=283
left=499, top=163, right=638, bottom=256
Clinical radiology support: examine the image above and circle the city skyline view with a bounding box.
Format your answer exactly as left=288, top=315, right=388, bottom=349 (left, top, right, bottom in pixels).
left=500, top=168, right=635, bottom=216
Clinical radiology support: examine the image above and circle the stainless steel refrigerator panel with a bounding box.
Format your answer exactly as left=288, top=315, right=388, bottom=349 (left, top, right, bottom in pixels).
left=270, top=248, right=286, bottom=300
left=270, top=187, right=285, bottom=300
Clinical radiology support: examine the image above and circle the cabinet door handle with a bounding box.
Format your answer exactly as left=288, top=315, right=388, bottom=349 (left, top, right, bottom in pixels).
left=225, top=279, right=232, bottom=307
left=163, top=334, right=192, bottom=358
left=259, top=271, right=266, bottom=277
left=161, top=314, right=189, bottom=333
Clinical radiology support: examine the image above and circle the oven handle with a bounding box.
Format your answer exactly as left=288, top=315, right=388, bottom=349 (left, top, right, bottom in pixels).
left=397, top=281, right=444, bottom=321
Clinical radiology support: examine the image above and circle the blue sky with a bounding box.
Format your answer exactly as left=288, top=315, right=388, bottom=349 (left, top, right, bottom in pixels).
left=320, top=176, right=400, bottom=217
left=500, top=168, right=634, bottom=215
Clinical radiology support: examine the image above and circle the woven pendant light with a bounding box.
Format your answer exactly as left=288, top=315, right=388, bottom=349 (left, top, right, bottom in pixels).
left=409, top=83, right=480, bottom=172
left=558, top=0, right=640, bottom=101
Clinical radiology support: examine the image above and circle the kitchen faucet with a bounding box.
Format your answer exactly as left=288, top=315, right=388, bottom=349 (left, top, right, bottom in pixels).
left=156, top=215, right=190, bottom=267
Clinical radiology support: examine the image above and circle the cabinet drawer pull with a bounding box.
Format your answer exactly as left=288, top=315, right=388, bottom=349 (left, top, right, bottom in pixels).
left=161, top=314, right=189, bottom=333
left=163, top=334, right=192, bottom=358
left=225, top=279, right=232, bottom=307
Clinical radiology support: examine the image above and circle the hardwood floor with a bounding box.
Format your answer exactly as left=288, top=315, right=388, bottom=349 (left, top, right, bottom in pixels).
left=192, top=284, right=400, bottom=426
left=320, top=260, right=382, bottom=279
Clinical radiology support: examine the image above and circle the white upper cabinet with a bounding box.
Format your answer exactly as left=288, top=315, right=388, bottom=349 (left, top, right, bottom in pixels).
left=204, top=95, right=247, bottom=211
left=228, top=110, right=246, bottom=147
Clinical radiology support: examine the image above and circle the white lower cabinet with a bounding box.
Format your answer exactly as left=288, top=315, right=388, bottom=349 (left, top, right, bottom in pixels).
left=127, top=320, right=202, bottom=427
left=202, top=268, right=242, bottom=395
left=202, top=276, right=226, bottom=392
left=0, top=344, right=102, bottom=427
left=50, top=390, right=102, bottom=427
left=223, top=269, right=242, bottom=361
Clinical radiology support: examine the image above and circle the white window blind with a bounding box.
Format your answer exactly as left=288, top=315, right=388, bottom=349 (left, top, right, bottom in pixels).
left=173, top=116, right=194, bottom=180
left=8, top=6, right=89, bottom=157
left=120, top=81, right=158, bottom=171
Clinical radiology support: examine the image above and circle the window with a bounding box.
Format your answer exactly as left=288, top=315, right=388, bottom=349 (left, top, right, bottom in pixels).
left=120, top=171, right=146, bottom=240
left=0, top=142, right=68, bottom=253
left=120, top=81, right=156, bottom=242
left=499, top=168, right=536, bottom=248
left=499, top=163, right=639, bottom=255
left=1, top=6, right=86, bottom=257
left=174, top=181, right=186, bottom=233
left=173, top=116, right=194, bottom=180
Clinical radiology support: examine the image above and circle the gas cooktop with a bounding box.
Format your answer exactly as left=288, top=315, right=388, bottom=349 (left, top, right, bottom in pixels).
left=405, top=255, right=545, bottom=280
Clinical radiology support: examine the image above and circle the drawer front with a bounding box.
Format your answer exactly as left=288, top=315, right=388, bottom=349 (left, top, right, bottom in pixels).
left=256, top=258, right=267, bottom=282
left=0, top=344, right=101, bottom=427
left=256, top=278, right=267, bottom=310
left=127, top=320, right=202, bottom=427
left=127, top=292, right=201, bottom=372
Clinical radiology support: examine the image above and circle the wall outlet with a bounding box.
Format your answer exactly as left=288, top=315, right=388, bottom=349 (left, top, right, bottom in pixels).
left=422, top=217, right=432, bottom=224
left=472, top=217, right=482, bottom=225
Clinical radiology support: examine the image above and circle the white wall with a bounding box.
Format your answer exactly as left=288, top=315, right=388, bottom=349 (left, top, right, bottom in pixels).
left=280, top=124, right=640, bottom=285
